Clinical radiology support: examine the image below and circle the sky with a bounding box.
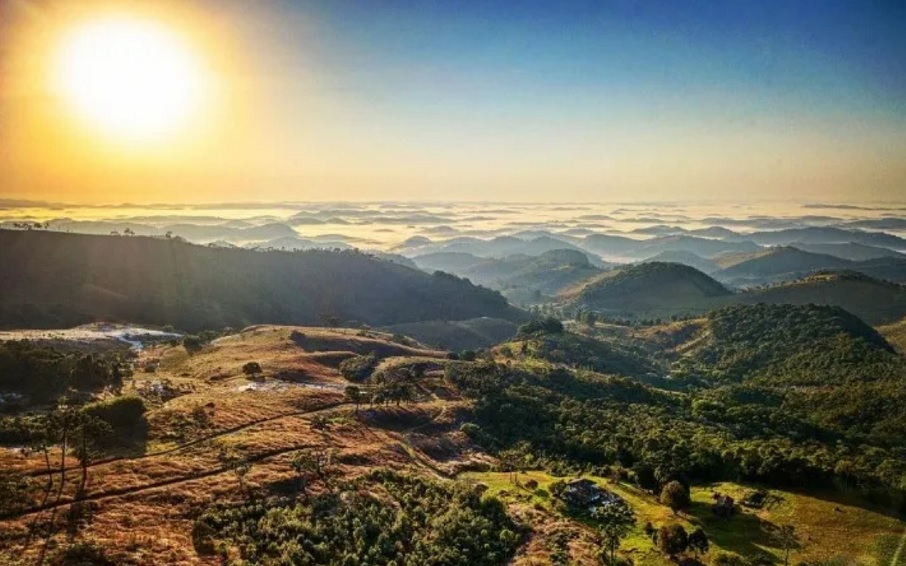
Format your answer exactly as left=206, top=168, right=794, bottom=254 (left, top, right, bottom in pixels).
left=1, top=0, right=905, bottom=204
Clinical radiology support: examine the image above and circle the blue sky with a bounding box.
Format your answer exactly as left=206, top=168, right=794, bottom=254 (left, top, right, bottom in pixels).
left=2, top=0, right=905, bottom=202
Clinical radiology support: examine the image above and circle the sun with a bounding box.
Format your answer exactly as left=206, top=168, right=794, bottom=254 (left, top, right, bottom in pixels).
left=53, top=15, right=206, bottom=142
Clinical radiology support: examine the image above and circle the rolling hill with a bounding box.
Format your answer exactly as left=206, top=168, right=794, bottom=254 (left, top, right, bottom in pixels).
left=633, top=235, right=762, bottom=259
left=734, top=227, right=906, bottom=249
left=668, top=303, right=906, bottom=447
left=565, top=262, right=906, bottom=325
left=711, top=246, right=906, bottom=287
left=791, top=242, right=906, bottom=261
left=0, top=229, right=523, bottom=331
left=639, top=250, right=719, bottom=273
left=3, top=324, right=904, bottom=565
left=580, top=233, right=761, bottom=260
left=565, top=262, right=732, bottom=316
left=673, top=303, right=900, bottom=385
left=739, top=271, right=906, bottom=325
left=712, top=246, right=853, bottom=285
left=409, top=235, right=590, bottom=259
left=411, top=251, right=487, bottom=273
left=414, top=248, right=605, bottom=303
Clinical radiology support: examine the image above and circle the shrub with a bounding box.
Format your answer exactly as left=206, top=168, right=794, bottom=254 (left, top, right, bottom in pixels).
left=182, top=335, right=203, bottom=353
left=661, top=480, right=691, bottom=514
left=82, top=396, right=146, bottom=436
left=242, top=361, right=263, bottom=378
left=339, top=354, right=377, bottom=382
left=658, top=524, right=689, bottom=556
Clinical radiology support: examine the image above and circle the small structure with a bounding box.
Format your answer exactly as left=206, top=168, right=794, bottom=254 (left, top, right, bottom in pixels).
left=712, top=493, right=735, bottom=517
left=560, top=478, right=622, bottom=511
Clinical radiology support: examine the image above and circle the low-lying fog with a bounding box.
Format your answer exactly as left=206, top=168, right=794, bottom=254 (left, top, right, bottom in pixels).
left=2, top=200, right=905, bottom=262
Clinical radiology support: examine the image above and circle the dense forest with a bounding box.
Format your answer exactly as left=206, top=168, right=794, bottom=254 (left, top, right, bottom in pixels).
left=194, top=469, right=520, bottom=566
left=449, top=305, right=906, bottom=511
left=0, top=230, right=522, bottom=330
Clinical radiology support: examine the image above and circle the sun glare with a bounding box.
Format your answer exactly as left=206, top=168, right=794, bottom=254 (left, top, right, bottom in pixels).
left=53, top=15, right=205, bottom=142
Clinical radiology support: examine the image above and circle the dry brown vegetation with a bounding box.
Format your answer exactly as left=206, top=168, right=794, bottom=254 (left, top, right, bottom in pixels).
left=0, top=326, right=472, bottom=565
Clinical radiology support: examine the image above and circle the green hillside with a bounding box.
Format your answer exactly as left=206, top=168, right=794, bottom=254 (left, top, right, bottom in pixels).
left=713, top=246, right=851, bottom=282
left=0, top=230, right=523, bottom=331
left=741, top=271, right=906, bottom=325
left=566, top=262, right=731, bottom=316
left=672, top=303, right=900, bottom=386
left=668, top=304, right=906, bottom=448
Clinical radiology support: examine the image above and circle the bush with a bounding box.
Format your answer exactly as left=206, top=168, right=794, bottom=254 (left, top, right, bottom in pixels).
left=339, top=354, right=377, bottom=382
left=661, top=480, right=691, bottom=514
left=658, top=524, right=689, bottom=556
left=82, top=396, right=146, bottom=436
left=242, top=361, right=263, bottom=378
left=516, top=317, right=563, bottom=338
left=182, top=335, right=203, bottom=353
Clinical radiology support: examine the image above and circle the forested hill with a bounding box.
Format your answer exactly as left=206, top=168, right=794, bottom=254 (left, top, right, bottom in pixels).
left=673, top=303, right=903, bottom=386
left=567, top=262, right=731, bottom=313
left=0, top=230, right=523, bottom=330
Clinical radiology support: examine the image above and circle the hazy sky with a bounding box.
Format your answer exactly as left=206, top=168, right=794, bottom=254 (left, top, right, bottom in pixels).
left=1, top=0, right=905, bottom=203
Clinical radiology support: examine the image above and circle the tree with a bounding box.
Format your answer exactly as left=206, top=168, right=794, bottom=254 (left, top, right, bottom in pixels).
left=72, top=413, right=112, bottom=489
left=585, top=311, right=598, bottom=327
left=183, top=335, right=203, bottom=354
left=70, top=354, right=111, bottom=390
left=660, top=480, right=691, bottom=515
left=687, top=527, right=709, bottom=557
left=657, top=524, right=688, bottom=557
left=372, top=368, right=417, bottom=406
left=594, top=501, right=635, bottom=565
left=496, top=446, right=531, bottom=484
left=218, top=449, right=252, bottom=498
left=345, top=385, right=363, bottom=414
left=775, top=524, right=799, bottom=566
left=290, top=448, right=336, bottom=495
left=26, top=416, right=57, bottom=508
left=47, top=400, right=83, bottom=498
left=242, top=361, right=263, bottom=379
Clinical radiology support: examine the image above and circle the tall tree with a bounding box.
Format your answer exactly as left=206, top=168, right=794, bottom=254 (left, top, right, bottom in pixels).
left=72, top=413, right=112, bottom=490
left=594, top=501, right=635, bottom=565
left=344, top=385, right=363, bottom=414
left=776, top=524, right=799, bottom=566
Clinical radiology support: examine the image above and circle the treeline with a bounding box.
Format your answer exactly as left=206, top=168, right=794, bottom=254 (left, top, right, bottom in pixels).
left=0, top=341, right=133, bottom=404
left=0, top=229, right=522, bottom=331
